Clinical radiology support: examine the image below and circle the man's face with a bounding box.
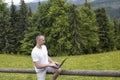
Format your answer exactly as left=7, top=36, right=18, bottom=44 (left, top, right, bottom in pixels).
left=37, top=36, right=45, bottom=45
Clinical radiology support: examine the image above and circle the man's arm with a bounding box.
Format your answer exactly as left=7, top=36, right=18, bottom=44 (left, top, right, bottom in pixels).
left=34, top=61, right=56, bottom=69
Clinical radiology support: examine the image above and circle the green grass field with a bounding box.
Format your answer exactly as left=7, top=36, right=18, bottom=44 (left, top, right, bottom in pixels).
left=0, top=51, right=120, bottom=80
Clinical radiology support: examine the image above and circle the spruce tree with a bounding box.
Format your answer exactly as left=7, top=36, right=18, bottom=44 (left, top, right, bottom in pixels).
left=68, top=4, right=82, bottom=55
left=95, top=8, right=116, bottom=52
left=20, top=2, right=48, bottom=54
left=17, top=0, right=29, bottom=53
left=20, top=26, right=39, bottom=55
left=46, top=0, right=70, bottom=56
left=6, top=1, right=20, bottom=53
left=0, top=0, right=10, bottom=53
left=77, top=3, right=99, bottom=54
left=113, top=19, right=120, bottom=50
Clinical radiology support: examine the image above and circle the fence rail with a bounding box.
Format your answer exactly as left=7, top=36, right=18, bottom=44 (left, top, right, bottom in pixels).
left=0, top=68, right=120, bottom=77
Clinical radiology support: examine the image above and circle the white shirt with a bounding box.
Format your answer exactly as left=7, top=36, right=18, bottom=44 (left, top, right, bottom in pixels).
left=31, top=45, right=49, bottom=73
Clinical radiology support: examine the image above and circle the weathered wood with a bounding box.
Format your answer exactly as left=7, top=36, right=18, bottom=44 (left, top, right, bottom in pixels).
left=0, top=68, right=35, bottom=74
left=61, top=70, right=120, bottom=77
left=0, top=68, right=120, bottom=77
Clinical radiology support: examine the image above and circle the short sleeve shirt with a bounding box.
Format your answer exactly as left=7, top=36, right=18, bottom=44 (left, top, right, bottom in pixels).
left=31, top=45, right=49, bottom=73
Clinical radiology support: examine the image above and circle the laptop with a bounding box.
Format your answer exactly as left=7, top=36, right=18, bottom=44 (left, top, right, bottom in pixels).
left=52, top=58, right=68, bottom=69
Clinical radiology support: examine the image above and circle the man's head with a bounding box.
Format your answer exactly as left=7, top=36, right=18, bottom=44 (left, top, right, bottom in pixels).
left=36, top=35, right=45, bottom=46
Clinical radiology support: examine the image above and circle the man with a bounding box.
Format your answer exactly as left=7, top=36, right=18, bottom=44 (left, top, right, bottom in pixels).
left=31, top=35, right=61, bottom=80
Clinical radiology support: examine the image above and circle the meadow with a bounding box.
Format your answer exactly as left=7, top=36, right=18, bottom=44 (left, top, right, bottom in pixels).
left=0, top=51, right=120, bottom=80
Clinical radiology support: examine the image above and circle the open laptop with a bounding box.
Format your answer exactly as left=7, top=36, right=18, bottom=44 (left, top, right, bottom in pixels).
left=52, top=58, right=68, bottom=69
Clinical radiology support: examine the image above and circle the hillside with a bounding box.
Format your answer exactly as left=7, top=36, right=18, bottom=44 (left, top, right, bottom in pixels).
left=22, top=0, right=86, bottom=12
left=27, top=0, right=120, bottom=20
left=14, top=0, right=94, bottom=12
left=90, top=0, right=120, bottom=20
left=9, top=0, right=120, bottom=20
left=67, top=0, right=85, bottom=5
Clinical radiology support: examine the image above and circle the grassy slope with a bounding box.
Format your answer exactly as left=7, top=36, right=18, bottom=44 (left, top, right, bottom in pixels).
left=0, top=51, right=120, bottom=80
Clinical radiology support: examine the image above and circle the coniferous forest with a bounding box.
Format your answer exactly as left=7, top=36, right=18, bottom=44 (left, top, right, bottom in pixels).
left=0, top=0, right=120, bottom=56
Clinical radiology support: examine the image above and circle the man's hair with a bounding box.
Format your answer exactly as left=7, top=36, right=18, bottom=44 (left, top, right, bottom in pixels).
left=36, top=34, right=44, bottom=42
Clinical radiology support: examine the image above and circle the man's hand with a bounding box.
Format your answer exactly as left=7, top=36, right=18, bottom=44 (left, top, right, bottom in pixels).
left=49, top=62, right=57, bottom=67
left=52, top=61, right=59, bottom=65
left=51, top=62, right=60, bottom=69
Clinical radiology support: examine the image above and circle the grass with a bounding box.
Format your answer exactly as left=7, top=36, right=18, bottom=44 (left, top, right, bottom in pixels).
left=0, top=51, right=120, bottom=80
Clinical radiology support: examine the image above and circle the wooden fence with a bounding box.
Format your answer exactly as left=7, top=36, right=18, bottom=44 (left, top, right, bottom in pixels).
left=0, top=68, right=120, bottom=77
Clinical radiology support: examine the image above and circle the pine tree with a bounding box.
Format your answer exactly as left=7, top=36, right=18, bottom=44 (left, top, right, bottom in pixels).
left=5, top=1, right=20, bottom=53
left=68, top=4, right=82, bottom=55
left=20, top=26, right=39, bottom=55
left=46, top=0, right=70, bottom=56
left=77, top=3, right=99, bottom=54
left=113, top=19, right=120, bottom=50
left=17, top=0, right=29, bottom=53
left=18, top=0, right=28, bottom=36
left=20, top=2, right=48, bottom=54
left=95, top=8, right=116, bottom=52
left=0, top=0, right=10, bottom=53
left=35, top=2, right=50, bottom=34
